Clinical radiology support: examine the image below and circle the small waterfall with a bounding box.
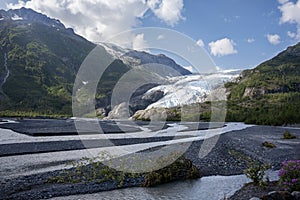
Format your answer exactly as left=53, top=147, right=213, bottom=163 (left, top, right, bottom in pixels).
left=0, top=52, right=9, bottom=98
left=1, top=52, right=9, bottom=89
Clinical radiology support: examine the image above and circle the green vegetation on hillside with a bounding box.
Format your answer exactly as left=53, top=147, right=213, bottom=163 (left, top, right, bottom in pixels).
left=225, top=42, right=300, bottom=125
left=226, top=92, right=300, bottom=125
left=0, top=20, right=96, bottom=115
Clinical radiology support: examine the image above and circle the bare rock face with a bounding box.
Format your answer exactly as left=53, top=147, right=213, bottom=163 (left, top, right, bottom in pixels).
left=132, top=107, right=180, bottom=121
left=107, top=102, right=132, bottom=119
left=243, top=87, right=266, bottom=99
left=129, top=88, right=164, bottom=114
left=243, top=84, right=300, bottom=99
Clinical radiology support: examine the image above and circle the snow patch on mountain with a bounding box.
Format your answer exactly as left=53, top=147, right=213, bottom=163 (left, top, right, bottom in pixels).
left=11, top=14, right=23, bottom=20
left=98, top=42, right=191, bottom=77
left=98, top=42, right=140, bottom=66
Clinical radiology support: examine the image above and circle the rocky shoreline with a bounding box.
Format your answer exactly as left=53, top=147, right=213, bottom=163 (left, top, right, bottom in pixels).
left=0, top=122, right=300, bottom=199
left=229, top=181, right=300, bottom=200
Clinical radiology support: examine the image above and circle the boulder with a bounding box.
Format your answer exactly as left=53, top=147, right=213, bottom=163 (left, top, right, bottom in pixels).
left=250, top=197, right=262, bottom=200
left=292, top=191, right=300, bottom=200
left=107, top=102, right=132, bottom=119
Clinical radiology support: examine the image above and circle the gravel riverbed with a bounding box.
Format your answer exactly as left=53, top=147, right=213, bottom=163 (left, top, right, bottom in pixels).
left=0, top=120, right=299, bottom=199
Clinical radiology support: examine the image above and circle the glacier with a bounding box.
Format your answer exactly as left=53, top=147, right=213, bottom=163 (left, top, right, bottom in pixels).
left=145, top=70, right=241, bottom=109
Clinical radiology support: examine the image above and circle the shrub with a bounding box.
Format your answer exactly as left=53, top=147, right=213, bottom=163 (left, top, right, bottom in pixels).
left=49, top=151, right=200, bottom=188
left=262, top=141, right=276, bottom=148
left=48, top=151, right=139, bottom=186
left=244, top=160, right=270, bottom=187
left=142, top=156, right=200, bottom=187
left=278, top=160, right=300, bottom=192
left=282, top=131, right=297, bottom=139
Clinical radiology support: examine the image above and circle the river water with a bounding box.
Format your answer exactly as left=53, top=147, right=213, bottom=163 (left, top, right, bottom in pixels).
left=51, top=170, right=278, bottom=200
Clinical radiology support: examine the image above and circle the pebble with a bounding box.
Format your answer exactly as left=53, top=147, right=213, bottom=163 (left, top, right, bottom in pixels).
left=249, top=197, right=261, bottom=200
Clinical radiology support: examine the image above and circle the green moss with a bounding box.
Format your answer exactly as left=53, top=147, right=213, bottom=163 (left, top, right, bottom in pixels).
left=142, top=156, right=200, bottom=187
left=262, top=141, right=276, bottom=148
left=282, top=130, right=297, bottom=139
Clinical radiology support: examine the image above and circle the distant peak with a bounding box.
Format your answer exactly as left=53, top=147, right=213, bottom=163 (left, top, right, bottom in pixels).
left=0, top=7, right=65, bottom=29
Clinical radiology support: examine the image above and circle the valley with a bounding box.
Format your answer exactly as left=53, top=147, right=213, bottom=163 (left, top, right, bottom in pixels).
left=0, top=6, right=300, bottom=200
left=0, top=119, right=299, bottom=199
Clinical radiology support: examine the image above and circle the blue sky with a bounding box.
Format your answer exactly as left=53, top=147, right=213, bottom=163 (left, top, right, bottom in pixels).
left=1, top=0, right=300, bottom=70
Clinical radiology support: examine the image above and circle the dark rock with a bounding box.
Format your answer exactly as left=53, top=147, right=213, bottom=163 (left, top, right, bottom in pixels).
left=262, top=191, right=295, bottom=200
left=292, top=191, right=300, bottom=200
left=129, top=83, right=164, bottom=114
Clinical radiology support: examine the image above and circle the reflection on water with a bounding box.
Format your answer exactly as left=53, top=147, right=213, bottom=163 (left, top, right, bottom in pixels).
left=51, top=175, right=249, bottom=200
left=51, top=171, right=278, bottom=200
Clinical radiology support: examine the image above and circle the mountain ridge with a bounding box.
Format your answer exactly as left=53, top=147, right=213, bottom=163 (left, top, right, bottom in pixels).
left=0, top=7, right=191, bottom=117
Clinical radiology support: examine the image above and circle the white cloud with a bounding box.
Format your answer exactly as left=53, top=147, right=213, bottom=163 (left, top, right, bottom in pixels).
left=183, top=66, right=196, bottom=73
left=267, top=34, right=281, bottom=45
left=208, top=38, right=237, bottom=57
left=7, top=0, right=185, bottom=42
left=196, top=39, right=205, bottom=47
left=278, top=0, right=300, bottom=40
left=278, top=0, right=289, bottom=4
left=247, top=38, right=255, bottom=43
left=147, top=0, right=184, bottom=26
left=287, top=31, right=296, bottom=38
left=157, top=34, right=165, bottom=40
left=132, top=33, right=148, bottom=50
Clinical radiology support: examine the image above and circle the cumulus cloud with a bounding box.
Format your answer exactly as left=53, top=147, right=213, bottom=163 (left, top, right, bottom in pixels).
left=278, top=0, right=289, bottom=4
left=157, top=34, right=165, bottom=40
left=247, top=38, right=255, bottom=43
left=267, top=34, right=281, bottom=45
left=147, top=0, right=184, bottom=26
left=7, top=0, right=185, bottom=42
left=287, top=31, right=296, bottom=38
left=196, top=39, right=205, bottom=47
left=278, top=0, right=300, bottom=40
left=183, top=66, right=196, bottom=73
left=208, top=38, right=237, bottom=57
left=132, top=33, right=149, bottom=50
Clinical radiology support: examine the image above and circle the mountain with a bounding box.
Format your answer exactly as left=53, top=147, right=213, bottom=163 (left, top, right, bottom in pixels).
left=226, top=42, right=300, bottom=125
left=0, top=8, right=96, bottom=116
left=0, top=7, right=66, bottom=29
left=99, top=42, right=191, bottom=77
left=0, top=8, right=191, bottom=117
left=124, top=50, right=191, bottom=76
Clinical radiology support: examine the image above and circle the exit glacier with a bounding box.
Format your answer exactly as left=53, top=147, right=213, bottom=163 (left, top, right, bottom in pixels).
left=145, top=69, right=241, bottom=109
